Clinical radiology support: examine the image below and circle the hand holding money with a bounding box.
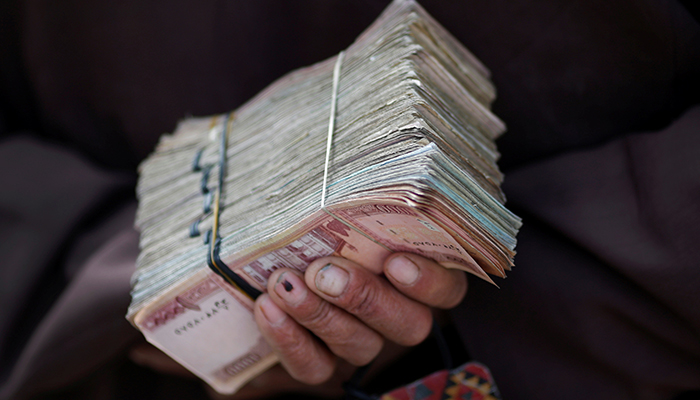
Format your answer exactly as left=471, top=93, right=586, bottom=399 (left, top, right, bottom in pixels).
left=132, top=251, right=467, bottom=398
left=129, top=0, right=520, bottom=394
left=254, top=252, right=467, bottom=385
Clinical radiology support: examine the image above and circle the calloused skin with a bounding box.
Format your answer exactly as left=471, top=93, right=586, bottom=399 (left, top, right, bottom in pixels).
left=130, top=252, right=468, bottom=399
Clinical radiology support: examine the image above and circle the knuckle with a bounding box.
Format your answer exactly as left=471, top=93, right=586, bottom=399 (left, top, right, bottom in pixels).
left=322, top=323, right=356, bottom=348
left=262, top=317, right=296, bottom=346
left=278, top=329, right=311, bottom=357
left=343, top=282, right=382, bottom=319
left=298, top=299, right=336, bottom=330
left=296, top=301, right=362, bottom=348
left=306, top=307, right=358, bottom=347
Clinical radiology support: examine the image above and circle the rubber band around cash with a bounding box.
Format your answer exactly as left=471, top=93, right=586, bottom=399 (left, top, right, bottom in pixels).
left=197, top=51, right=392, bottom=301
left=201, top=112, right=262, bottom=300
left=321, top=52, right=392, bottom=253
left=322, top=65, right=453, bottom=396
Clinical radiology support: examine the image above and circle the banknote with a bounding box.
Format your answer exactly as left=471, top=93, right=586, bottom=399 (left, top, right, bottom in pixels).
left=134, top=198, right=492, bottom=393
left=134, top=270, right=276, bottom=393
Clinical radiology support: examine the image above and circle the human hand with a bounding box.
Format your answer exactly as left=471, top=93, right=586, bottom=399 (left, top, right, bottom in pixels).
left=130, top=253, right=468, bottom=399
left=253, top=253, right=468, bottom=388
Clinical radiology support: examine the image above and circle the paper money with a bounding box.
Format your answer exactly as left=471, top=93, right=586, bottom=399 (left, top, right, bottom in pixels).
left=128, top=0, right=521, bottom=394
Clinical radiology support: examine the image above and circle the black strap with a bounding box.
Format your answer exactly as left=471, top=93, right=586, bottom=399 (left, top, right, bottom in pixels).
left=207, top=236, right=262, bottom=300
left=189, top=114, right=262, bottom=301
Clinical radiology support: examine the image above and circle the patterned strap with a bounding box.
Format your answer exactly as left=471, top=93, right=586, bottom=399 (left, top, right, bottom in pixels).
left=379, top=362, right=502, bottom=400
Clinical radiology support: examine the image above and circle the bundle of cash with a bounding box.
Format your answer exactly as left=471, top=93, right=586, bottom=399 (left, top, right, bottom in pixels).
left=128, top=0, right=521, bottom=394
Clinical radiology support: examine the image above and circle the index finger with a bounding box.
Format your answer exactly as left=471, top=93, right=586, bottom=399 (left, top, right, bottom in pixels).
left=304, top=256, right=434, bottom=346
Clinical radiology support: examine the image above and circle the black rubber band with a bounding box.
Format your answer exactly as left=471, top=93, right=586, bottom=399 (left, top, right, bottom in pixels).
left=207, top=237, right=262, bottom=300
left=217, top=121, right=227, bottom=191
left=189, top=219, right=201, bottom=237
left=203, top=191, right=213, bottom=214
left=197, top=114, right=261, bottom=301
left=192, top=148, right=205, bottom=172
left=201, top=165, right=212, bottom=194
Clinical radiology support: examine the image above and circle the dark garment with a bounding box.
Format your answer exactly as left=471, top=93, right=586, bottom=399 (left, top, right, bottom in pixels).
left=0, top=137, right=139, bottom=400
left=453, top=106, right=700, bottom=399
left=1, top=0, right=699, bottom=399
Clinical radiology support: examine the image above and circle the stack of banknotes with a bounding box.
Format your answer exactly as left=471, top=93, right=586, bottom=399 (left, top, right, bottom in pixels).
left=128, top=0, right=522, bottom=394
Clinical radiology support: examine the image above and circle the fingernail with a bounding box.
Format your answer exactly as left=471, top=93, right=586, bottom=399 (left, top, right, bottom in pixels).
left=259, top=296, right=286, bottom=327
left=274, top=272, right=307, bottom=305
left=386, top=256, right=419, bottom=285
left=315, top=264, right=349, bottom=297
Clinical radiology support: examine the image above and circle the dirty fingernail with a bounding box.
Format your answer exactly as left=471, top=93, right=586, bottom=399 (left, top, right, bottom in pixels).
left=274, top=272, right=307, bottom=305
left=315, top=264, right=349, bottom=297
left=386, top=256, right=419, bottom=285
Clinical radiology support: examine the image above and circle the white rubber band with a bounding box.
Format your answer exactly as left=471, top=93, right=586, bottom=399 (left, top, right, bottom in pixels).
left=321, top=51, right=345, bottom=209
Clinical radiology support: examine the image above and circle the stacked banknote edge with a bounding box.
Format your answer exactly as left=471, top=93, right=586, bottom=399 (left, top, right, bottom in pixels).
left=128, top=0, right=522, bottom=394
